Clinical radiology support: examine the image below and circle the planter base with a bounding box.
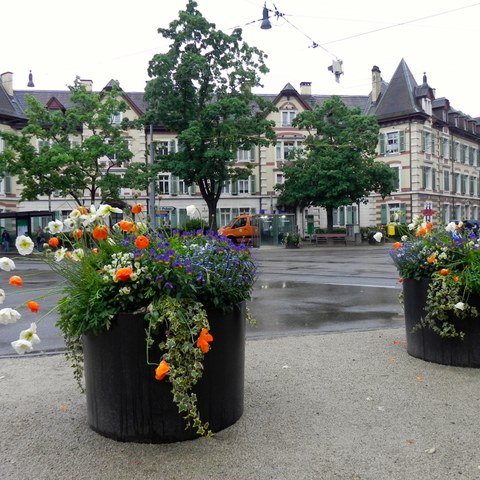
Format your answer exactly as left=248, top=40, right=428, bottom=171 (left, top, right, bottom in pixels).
left=83, top=302, right=246, bottom=443
left=403, top=279, right=480, bottom=368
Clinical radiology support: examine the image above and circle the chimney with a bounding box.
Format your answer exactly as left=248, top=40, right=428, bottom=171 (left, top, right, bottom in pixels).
left=1, top=71, right=13, bottom=97
left=300, top=81, right=311, bottom=96
left=371, top=66, right=381, bottom=103
left=79, top=79, right=93, bottom=92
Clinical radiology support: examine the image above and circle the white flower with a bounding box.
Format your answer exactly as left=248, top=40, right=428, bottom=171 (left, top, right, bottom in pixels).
left=54, top=247, right=68, bottom=262
left=63, top=218, right=76, bottom=230
left=408, top=223, right=415, bottom=231
left=186, top=205, right=199, bottom=218
left=11, top=339, right=33, bottom=355
left=47, top=220, right=64, bottom=234
left=19, top=322, right=40, bottom=344
left=0, top=257, right=15, bottom=271
left=445, top=222, right=457, bottom=233
left=0, top=308, right=21, bottom=324
left=71, top=248, right=84, bottom=262
left=454, top=302, right=465, bottom=311
left=373, top=232, right=383, bottom=243
left=401, top=235, right=408, bottom=242
left=15, top=235, right=35, bottom=255
left=0, top=289, right=5, bottom=304
left=97, top=204, right=122, bottom=218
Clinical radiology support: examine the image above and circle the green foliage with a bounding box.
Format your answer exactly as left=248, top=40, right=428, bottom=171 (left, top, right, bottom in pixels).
left=0, top=79, right=155, bottom=206
left=143, top=0, right=277, bottom=229
left=390, top=216, right=480, bottom=338
left=276, top=96, right=396, bottom=230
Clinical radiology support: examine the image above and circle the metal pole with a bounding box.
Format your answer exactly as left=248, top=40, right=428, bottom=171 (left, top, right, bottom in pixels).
left=149, top=125, right=157, bottom=230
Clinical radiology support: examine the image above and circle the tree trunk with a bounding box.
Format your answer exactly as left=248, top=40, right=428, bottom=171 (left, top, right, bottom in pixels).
left=326, top=207, right=334, bottom=232
left=206, top=200, right=218, bottom=232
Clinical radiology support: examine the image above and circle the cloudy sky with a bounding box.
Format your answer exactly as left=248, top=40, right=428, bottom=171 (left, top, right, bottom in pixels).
left=5, top=1, right=480, bottom=116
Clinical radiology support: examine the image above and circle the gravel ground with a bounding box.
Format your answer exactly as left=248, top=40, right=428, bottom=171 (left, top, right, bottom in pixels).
left=1, top=328, right=480, bottom=480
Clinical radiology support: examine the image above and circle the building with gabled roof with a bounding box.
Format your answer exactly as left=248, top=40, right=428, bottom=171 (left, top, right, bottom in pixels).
left=1, top=59, right=480, bottom=243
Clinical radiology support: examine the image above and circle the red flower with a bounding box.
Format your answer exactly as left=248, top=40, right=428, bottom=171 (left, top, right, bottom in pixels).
left=92, top=225, right=109, bottom=241
left=155, top=360, right=169, bottom=381
left=132, top=204, right=143, bottom=215
left=48, top=237, right=59, bottom=248
left=115, top=267, right=133, bottom=282
left=9, top=276, right=23, bottom=287
left=196, top=328, right=214, bottom=353
left=135, top=235, right=149, bottom=249
left=26, top=301, right=40, bottom=313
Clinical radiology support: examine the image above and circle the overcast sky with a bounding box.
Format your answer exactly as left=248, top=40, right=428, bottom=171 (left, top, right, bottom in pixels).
left=5, top=1, right=480, bottom=116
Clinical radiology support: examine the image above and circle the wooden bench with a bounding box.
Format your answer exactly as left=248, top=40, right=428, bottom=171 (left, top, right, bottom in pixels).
left=311, top=233, right=347, bottom=245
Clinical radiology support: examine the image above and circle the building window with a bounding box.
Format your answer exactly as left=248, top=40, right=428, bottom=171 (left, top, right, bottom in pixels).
left=222, top=181, right=230, bottom=194
left=281, top=110, right=296, bottom=127
left=110, top=112, right=122, bottom=125
left=441, top=137, right=450, bottom=159
left=158, top=175, right=170, bottom=194
left=470, top=176, right=475, bottom=196
left=276, top=140, right=302, bottom=160
left=386, top=132, right=400, bottom=154
left=442, top=204, right=451, bottom=224
left=423, top=131, right=432, bottom=154
left=443, top=170, right=450, bottom=192
left=238, top=179, right=249, bottom=194
left=390, top=165, right=401, bottom=191
left=237, top=148, right=254, bottom=162
left=275, top=172, right=285, bottom=186
left=422, top=166, right=435, bottom=190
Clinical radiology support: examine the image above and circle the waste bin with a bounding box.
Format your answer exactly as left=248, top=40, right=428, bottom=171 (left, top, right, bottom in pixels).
left=387, top=223, right=396, bottom=236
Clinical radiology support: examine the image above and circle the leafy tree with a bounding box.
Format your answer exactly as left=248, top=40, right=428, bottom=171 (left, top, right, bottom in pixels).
left=276, top=96, right=396, bottom=230
left=143, top=0, right=276, bottom=230
left=0, top=79, right=148, bottom=207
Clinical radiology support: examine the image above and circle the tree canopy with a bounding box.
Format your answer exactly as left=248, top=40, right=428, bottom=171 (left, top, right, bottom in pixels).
left=143, top=0, right=276, bottom=230
left=0, top=79, right=148, bottom=207
left=276, top=96, right=396, bottom=230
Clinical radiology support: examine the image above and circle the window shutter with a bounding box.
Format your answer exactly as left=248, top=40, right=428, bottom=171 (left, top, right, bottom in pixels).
left=451, top=140, right=455, bottom=160
left=250, top=175, right=256, bottom=195
left=170, top=175, right=178, bottom=195
left=250, top=147, right=256, bottom=161
left=422, top=167, right=426, bottom=189
left=231, top=181, right=239, bottom=195
left=169, top=140, right=176, bottom=153
left=4, top=176, right=11, bottom=194
left=431, top=136, right=435, bottom=155
left=380, top=204, right=388, bottom=224
left=421, top=132, right=426, bottom=152
left=188, top=184, right=196, bottom=196
left=379, top=134, right=385, bottom=154
left=399, top=131, right=405, bottom=152
left=339, top=206, right=345, bottom=225
left=432, top=169, right=436, bottom=190
left=179, top=208, right=187, bottom=227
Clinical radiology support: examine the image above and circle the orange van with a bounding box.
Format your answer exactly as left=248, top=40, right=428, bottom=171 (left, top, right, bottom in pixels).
left=217, top=214, right=259, bottom=245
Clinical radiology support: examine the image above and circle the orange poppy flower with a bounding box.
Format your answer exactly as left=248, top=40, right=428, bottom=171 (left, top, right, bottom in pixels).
left=135, top=235, right=149, bottom=249
left=453, top=275, right=460, bottom=282
left=92, top=225, right=109, bottom=241
left=118, top=220, right=134, bottom=232
left=439, top=268, right=449, bottom=276
left=48, top=237, right=59, bottom=248
left=418, top=227, right=427, bottom=236
left=427, top=254, right=437, bottom=264
left=393, top=242, right=402, bottom=250
left=155, top=360, right=169, bottom=381
left=196, top=328, right=214, bottom=353
left=132, top=204, right=143, bottom=215
left=77, top=206, right=89, bottom=215
left=9, top=275, right=23, bottom=287
left=72, top=228, right=83, bottom=240
left=26, top=301, right=40, bottom=313
left=115, top=267, right=133, bottom=282
left=426, top=222, right=433, bottom=231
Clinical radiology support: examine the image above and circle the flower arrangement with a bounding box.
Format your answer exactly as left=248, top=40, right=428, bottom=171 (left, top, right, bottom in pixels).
left=386, top=215, right=480, bottom=339
left=0, top=204, right=257, bottom=436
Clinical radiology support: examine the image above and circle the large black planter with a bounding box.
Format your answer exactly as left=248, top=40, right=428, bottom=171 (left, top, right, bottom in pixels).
left=83, top=302, right=246, bottom=443
left=403, top=279, right=480, bottom=367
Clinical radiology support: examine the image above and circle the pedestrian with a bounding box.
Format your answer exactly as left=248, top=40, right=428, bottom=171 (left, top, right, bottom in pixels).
left=36, top=227, right=45, bottom=251
left=2, top=230, right=10, bottom=252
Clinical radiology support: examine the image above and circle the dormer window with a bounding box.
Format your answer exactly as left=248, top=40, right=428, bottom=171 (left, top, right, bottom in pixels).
left=422, top=98, right=432, bottom=116
left=110, top=112, right=122, bottom=125
left=281, top=110, right=296, bottom=127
